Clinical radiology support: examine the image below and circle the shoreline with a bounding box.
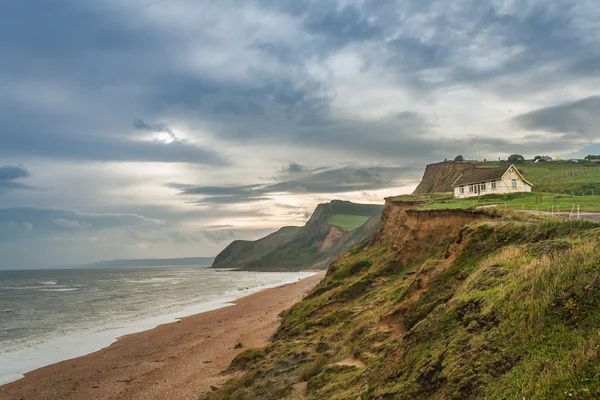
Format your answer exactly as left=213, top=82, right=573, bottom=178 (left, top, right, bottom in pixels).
left=0, top=271, right=325, bottom=400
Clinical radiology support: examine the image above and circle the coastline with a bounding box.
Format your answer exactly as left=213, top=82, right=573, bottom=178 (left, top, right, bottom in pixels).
left=0, top=271, right=325, bottom=400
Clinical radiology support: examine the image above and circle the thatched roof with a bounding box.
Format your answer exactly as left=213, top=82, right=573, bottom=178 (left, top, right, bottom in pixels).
left=452, top=167, right=507, bottom=187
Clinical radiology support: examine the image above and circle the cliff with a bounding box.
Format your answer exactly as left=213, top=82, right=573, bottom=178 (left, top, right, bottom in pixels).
left=412, top=161, right=475, bottom=194
left=211, top=226, right=300, bottom=269
left=212, top=200, right=384, bottom=271
left=204, top=199, right=600, bottom=399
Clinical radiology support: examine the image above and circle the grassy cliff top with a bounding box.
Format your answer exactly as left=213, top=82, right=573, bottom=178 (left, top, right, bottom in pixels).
left=408, top=160, right=600, bottom=213
left=391, top=192, right=600, bottom=213
left=324, top=201, right=384, bottom=232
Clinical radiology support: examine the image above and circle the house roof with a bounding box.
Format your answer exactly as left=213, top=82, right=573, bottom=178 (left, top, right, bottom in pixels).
left=452, top=167, right=507, bottom=187
left=452, top=165, right=533, bottom=187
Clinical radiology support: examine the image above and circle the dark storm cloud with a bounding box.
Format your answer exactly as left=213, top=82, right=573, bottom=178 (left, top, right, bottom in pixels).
left=0, top=165, right=35, bottom=193
left=513, top=96, right=600, bottom=138
left=4, top=0, right=598, bottom=166
left=0, top=166, right=29, bottom=181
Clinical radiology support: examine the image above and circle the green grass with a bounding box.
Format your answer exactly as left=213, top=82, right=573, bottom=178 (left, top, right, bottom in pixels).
left=203, top=215, right=600, bottom=400
left=326, top=214, right=371, bottom=231
left=456, top=160, right=600, bottom=194
left=419, top=192, right=600, bottom=213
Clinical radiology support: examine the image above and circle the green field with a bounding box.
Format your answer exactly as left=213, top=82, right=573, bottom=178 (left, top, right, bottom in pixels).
left=397, top=192, right=600, bottom=213
left=399, top=161, right=600, bottom=213
left=462, top=160, right=600, bottom=194
left=326, top=214, right=371, bottom=231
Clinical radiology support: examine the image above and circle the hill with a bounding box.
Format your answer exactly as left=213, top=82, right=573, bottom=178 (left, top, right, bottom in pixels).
left=212, top=200, right=384, bottom=271
left=203, top=199, right=600, bottom=400
left=211, top=227, right=301, bottom=269
left=414, top=160, right=600, bottom=195
left=80, top=257, right=215, bottom=268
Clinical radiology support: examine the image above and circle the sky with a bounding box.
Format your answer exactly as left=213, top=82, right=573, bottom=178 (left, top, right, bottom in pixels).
left=1, top=0, right=599, bottom=269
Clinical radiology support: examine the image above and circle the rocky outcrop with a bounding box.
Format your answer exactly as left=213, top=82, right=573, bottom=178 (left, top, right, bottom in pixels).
left=412, top=161, right=476, bottom=194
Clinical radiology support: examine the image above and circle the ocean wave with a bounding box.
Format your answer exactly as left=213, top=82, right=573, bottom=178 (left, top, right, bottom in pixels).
left=38, top=288, right=79, bottom=292
left=3, top=309, right=13, bottom=313
left=1, top=286, right=41, bottom=290
left=124, top=277, right=183, bottom=285
left=38, top=280, right=58, bottom=286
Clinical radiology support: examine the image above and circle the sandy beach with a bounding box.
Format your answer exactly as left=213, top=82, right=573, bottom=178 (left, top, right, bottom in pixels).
left=0, top=271, right=324, bottom=400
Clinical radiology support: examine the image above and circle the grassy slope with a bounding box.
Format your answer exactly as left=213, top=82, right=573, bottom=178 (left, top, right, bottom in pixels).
left=482, top=161, right=600, bottom=194
left=325, top=201, right=384, bottom=231
left=326, top=214, right=371, bottom=231
left=203, top=215, right=600, bottom=400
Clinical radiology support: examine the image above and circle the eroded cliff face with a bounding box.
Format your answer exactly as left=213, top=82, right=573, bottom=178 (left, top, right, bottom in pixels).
left=373, top=198, right=498, bottom=268
left=412, top=161, right=475, bottom=194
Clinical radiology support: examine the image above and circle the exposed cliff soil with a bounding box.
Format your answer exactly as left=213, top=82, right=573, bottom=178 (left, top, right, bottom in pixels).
left=412, top=162, right=476, bottom=194
left=203, top=200, right=600, bottom=400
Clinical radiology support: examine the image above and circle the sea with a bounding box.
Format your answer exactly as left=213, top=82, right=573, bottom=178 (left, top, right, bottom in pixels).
left=0, top=266, right=314, bottom=385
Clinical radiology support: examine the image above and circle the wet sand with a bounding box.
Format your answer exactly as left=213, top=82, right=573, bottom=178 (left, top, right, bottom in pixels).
left=0, top=272, right=324, bottom=400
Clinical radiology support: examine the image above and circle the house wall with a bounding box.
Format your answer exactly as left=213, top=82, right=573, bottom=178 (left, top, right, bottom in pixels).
left=453, top=166, right=532, bottom=198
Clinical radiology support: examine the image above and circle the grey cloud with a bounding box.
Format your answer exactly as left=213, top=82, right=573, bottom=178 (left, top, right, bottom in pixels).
left=0, top=166, right=29, bottom=181
left=513, top=96, right=600, bottom=138
left=0, top=165, right=35, bottom=193
left=0, top=207, right=162, bottom=241
left=283, top=162, right=306, bottom=174
left=303, top=4, right=382, bottom=46
left=1, top=124, right=229, bottom=165
left=132, top=119, right=184, bottom=143
left=171, top=165, right=420, bottom=205
left=190, top=196, right=272, bottom=205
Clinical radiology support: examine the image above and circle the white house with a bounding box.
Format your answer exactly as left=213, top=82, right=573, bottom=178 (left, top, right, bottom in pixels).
left=452, top=164, right=532, bottom=199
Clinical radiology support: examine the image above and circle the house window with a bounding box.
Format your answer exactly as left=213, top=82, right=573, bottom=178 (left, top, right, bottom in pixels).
left=481, top=183, right=486, bottom=191
left=469, top=185, right=474, bottom=193
left=512, top=179, right=517, bottom=189
left=459, top=186, right=464, bottom=194
left=491, top=181, right=497, bottom=189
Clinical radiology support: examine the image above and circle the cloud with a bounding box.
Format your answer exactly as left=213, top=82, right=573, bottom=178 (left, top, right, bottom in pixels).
left=0, top=165, right=29, bottom=181
left=169, top=164, right=419, bottom=205
left=3, top=0, right=600, bottom=267
left=513, top=96, right=600, bottom=139
left=0, top=207, right=162, bottom=241
left=0, top=165, right=35, bottom=193
left=283, top=162, right=306, bottom=174
left=133, top=119, right=178, bottom=142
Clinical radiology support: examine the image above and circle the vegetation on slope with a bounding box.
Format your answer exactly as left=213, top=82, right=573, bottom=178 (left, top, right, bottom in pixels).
left=325, top=214, right=371, bottom=232
left=325, top=201, right=383, bottom=232
left=203, top=211, right=600, bottom=399
left=212, top=226, right=301, bottom=269
left=213, top=201, right=383, bottom=271
left=485, top=160, right=600, bottom=194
